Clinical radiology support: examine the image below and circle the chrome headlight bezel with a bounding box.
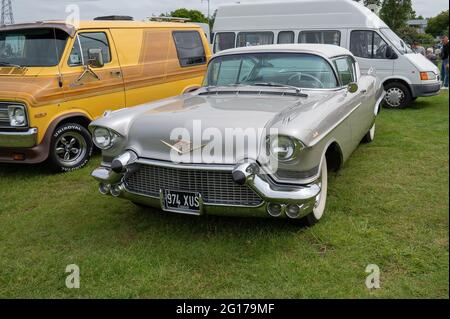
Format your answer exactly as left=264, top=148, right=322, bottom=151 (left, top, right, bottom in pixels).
left=267, top=135, right=304, bottom=162
left=93, top=127, right=120, bottom=150
left=7, top=104, right=28, bottom=127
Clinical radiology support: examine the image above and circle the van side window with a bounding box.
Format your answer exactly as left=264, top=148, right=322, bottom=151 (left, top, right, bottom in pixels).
left=299, top=31, right=340, bottom=45
left=213, top=32, right=235, bottom=53
left=237, top=32, right=274, bottom=48
left=333, top=56, right=355, bottom=86
left=278, top=31, right=294, bottom=44
left=350, top=31, right=389, bottom=59
left=172, top=31, right=207, bottom=67
left=68, top=32, right=111, bottom=67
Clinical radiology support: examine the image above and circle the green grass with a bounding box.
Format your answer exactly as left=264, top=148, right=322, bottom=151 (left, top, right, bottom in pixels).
left=0, top=92, right=448, bottom=299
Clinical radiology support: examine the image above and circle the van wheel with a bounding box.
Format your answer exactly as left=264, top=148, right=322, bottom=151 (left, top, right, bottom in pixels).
left=302, top=156, right=328, bottom=227
left=383, top=82, right=411, bottom=109
left=362, top=123, right=376, bottom=143
left=49, top=123, right=93, bottom=172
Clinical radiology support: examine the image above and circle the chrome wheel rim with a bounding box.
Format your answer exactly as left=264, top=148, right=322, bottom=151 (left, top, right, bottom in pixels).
left=385, top=87, right=405, bottom=108
left=55, top=132, right=87, bottom=167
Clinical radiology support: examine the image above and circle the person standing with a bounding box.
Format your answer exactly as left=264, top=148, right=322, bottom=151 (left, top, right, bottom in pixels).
left=426, top=47, right=437, bottom=65
left=412, top=40, right=426, bottom=56
left=440, top=35, right=449, bottom=89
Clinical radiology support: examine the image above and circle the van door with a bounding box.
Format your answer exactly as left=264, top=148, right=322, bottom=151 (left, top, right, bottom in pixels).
left=61, top=30, right=125, bottom=119
left=349, top=30, right=393, bottom=81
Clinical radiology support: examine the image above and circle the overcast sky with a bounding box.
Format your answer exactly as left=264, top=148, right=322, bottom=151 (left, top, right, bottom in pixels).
left=10, top=0, right=449, bottom=23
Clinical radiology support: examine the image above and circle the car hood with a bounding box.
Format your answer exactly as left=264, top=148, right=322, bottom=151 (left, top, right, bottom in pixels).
left=0, top=67, right=63, bottom=107
left=404, top=53, right=439, bottom=74
left=94, top=89, right=330, bottom=164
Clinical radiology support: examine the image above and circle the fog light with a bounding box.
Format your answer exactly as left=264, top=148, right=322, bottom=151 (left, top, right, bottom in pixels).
left=286, top=204, right=301, bottom=219
left=267, top=203, right=283, bottom=217
left=99, top=183, right=111, bottom=195
left=110, top=184, right=123, bottom=197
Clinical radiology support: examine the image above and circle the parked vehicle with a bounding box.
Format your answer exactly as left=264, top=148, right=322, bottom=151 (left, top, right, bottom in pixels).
left=212, top=0, right=441, bottom=109
left=0, top=20, right=211, bottom=171
left=90, top=44, right=385, bottom=225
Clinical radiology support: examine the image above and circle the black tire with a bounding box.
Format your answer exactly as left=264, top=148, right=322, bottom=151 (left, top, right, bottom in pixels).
left=361, top=123, right=376, bottom=144
left=301, top=157, right=328, bottom=227
left=48, top=123, right=93, bottom=172
left=382, top=82, right=412, bottom=109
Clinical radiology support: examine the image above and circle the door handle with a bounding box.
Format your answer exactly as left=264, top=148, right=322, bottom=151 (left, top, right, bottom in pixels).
left=361, top=89, right=367, bottom=94
left=110, top=70, right=122, bottom=78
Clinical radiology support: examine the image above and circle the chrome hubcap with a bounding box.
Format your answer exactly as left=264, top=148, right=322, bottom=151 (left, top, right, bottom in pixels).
left=55, top=132, right=87, bottom=166
left=385, top=87, right=405, bottom=107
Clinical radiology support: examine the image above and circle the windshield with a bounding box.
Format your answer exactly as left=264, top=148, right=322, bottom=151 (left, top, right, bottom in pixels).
left=380, top=28, right=413, bottom=54
left=205, top=53, right=339, bottom=89
left=0, top=28, right=68, bottom=67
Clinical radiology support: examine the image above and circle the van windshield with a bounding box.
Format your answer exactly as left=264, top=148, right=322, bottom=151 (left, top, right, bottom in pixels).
left=0, top=28, right=68, bottom=67
left=206, top=53, right=339, bottom=89
left=380, top=28, right=413, bottom=54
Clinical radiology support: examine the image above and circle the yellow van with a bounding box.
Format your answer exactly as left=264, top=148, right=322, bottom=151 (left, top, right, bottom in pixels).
left=0, top=20, right=211, bottom=171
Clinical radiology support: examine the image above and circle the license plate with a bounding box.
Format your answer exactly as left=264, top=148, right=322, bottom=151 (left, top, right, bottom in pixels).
left=163, top=190, right=201, bottom=215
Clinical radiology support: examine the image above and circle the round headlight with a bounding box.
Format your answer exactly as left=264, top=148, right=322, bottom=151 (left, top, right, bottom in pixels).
left=270, top=136, right=295, bottom=161
left=8, top=105, right=27, bottom=127
left=93, top=127, right=116, bottom=149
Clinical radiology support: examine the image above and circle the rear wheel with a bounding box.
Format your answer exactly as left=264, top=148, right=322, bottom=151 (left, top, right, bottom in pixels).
left=302, top=157, right=328, bottom=227
left=49, top=123, right=93, bottom=172
left=383, top=82, right=412, bottom=109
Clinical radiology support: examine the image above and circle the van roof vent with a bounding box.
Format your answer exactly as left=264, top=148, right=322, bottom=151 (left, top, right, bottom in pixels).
left=94, top=15, right=134, bottom=21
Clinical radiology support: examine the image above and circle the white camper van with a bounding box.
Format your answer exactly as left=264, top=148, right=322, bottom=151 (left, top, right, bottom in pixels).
left=212, top=0, right=441, bottom=109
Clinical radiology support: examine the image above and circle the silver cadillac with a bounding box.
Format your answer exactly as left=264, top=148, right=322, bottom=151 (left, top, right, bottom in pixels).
left=90, top=44, right=385, bottom=226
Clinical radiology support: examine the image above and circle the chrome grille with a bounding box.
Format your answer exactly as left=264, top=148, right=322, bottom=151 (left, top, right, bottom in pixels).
left=0, top=105, right=9, bottom=126
left=124, top=164, right=263, bottom=206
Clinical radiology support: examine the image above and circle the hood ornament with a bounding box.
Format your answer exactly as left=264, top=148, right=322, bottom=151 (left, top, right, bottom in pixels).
left=161, top=139, right=208, bottom=155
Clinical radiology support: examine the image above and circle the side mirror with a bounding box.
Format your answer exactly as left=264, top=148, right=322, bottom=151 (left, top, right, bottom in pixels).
left=347, top=82, right=358, bottom=94
left=386, top=46, right=398, bottom=60
left=87, top=48, right=104, bottom=68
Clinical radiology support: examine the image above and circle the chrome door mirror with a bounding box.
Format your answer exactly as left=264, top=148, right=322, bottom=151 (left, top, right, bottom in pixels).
left=347, top=82, right=358, bottom=94
left=88, top=48, right=104, bottom=68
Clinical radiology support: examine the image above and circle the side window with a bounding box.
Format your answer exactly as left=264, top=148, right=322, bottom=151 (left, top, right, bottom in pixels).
left=213, top=32, right=235, bottom=53
left=278, top=31, right=294, bottom=44
left=69, top=32, right=111, bottom=67
left=299, top=31, right=340, bottom=45
left=173, top=31, right=206, bottom=67
left=350, top=31, right=389, bottom=59
left=333, top=57, right=355, bottom=86
left=237, top=32, right=274, bottom=48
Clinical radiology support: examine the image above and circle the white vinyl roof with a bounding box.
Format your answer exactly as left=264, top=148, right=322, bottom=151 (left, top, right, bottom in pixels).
left=213, top=44, right=352, bottom=59
left=213, top=0, right=388, bottom=32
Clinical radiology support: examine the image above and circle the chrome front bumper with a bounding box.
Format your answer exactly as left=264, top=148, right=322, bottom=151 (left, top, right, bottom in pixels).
left=0, top=128, right=38, bottom=148
left=92, top=157, right=321, bottom=219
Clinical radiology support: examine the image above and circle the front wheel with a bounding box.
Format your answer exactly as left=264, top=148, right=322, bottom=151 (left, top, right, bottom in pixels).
left=383, top=82, right=412, bottom=109
left=302, top=156, right=328, bottom=226
left=49, top=123, right=93, bottom=172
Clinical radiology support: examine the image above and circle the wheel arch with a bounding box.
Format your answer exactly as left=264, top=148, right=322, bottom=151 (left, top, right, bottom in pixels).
left=324, top=140, right=344, bottom=172
left=383, top=78, right=413, bottom=97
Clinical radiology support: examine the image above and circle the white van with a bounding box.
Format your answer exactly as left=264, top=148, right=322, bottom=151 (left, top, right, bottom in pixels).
left=212, top=0, right=441, bottom=109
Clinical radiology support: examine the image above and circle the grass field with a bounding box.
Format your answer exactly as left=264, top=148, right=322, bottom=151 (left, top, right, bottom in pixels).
left=0, top=92, right=448, bottom=298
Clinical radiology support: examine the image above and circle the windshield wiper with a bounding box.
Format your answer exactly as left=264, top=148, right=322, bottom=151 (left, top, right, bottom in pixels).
left=0, top=61, right=24, bottom=68
left=252, top=82, right=308, bottom=97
